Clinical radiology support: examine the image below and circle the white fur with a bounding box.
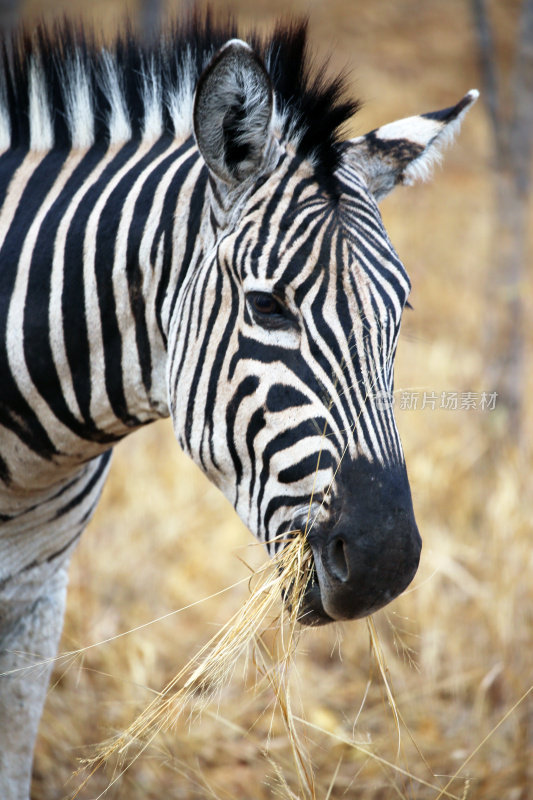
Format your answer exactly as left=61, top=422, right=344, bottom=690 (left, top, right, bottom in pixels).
left=61, top=54, right=95, bottom=150
left=375, top=115, right=442, bottom=145
left=166, top=47, right=196, bottom=140
left=0, top=72, right=10, bottom=153
left=28, top=58, right=54, bottom=152
left=141, top=60, right=163, bottom=141
left=402, top=89, right=479, bottom=185
left=99, top=49, right=132, bottom=145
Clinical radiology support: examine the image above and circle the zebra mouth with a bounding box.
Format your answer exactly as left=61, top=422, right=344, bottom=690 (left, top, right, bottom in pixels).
left=280, top=557, right=333, bottom=626
left=294, top=561, right=335, bottom=627
left=283, top=506, right=334, bottom=626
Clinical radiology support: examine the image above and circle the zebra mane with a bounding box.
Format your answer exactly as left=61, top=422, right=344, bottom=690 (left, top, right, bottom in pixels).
left=0, top=16, right=360, bottom=178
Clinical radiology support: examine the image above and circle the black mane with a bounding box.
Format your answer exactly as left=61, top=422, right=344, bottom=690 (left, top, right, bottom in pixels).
left=0, top=15, right=360, bottom=181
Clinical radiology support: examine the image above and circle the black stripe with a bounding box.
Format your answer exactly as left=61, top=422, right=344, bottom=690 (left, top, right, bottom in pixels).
left=0, top=451, right=11, bottom=485
left=265, top=189, right=332, bottom=279
left=124, top=135, right=178, bottom=395
left=183, top=267, right=225, bottom=461
left=245, top=407, right=266, bottom=505
left=266, top=383, right=311, bottom=413
left=164, top=159, right=208, bottom=333
left=168, top=257, right=199, bottom=409
left=278, top=450, right=334, bottom=485
left=249, top=160, right=301, bottom=279
left=353, top=236, right=408, bottom=306
left=54, top=449, right=111, bottom=520
left=225, top=375, right=260, bottom=491
left=256, top=418, right=329, bottom=534
left=94, top=137, right=171, bottom=426
left=63, top=141, right=134, bottom=427
left=152, top=145, right=200, bottom=343
left=264, top=492, right=321, bottom=542
left=203, top=263, right=241, bottom=469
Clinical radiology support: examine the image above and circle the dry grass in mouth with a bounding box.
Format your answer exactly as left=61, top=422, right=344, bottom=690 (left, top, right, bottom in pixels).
left=74, top=534, right=317, bottom=798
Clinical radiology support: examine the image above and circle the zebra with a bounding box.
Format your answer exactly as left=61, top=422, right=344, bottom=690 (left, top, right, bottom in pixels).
left=0, top=17, right=477, bottom=798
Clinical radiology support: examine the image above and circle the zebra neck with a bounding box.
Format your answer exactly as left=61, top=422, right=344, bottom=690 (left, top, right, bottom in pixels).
left=0, top=134, right=209, bottom=479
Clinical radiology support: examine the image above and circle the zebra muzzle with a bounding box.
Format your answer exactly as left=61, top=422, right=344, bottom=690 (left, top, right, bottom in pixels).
left=295, top=460, right=422, bottom=625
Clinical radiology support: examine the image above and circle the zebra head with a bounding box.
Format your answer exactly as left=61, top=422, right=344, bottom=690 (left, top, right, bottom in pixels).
left=169, top=39, right=477, bottom=625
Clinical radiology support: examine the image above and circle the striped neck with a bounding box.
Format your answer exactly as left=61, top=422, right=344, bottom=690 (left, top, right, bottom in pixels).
left=0, top=134, right=212, bottom=470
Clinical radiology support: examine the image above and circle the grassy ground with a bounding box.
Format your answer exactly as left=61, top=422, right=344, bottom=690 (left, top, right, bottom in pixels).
left=26, top=1, right=532, bottom=798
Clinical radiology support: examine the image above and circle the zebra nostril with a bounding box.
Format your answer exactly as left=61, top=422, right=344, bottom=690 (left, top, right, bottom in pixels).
left=327, top=536, right=350, bottom=583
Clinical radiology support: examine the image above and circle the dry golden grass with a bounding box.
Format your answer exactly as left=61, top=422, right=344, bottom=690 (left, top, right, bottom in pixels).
left=26, top=1, right=532, bottom=798
left=73, top=535, right=315, bottom=798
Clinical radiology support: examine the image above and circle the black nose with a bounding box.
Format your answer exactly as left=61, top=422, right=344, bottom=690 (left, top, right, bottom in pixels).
left=314, top=511, right=420, bottom=620
left=302, top=459, right=421, bottom=622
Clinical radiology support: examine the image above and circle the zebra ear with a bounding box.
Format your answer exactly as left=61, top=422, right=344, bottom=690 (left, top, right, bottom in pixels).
left=344, top=90, right=479, bottom=202
left=193, top=39, right=274, bottom=186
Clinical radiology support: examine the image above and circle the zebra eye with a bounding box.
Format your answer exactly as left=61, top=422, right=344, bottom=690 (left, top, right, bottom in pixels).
left=247, top=292, right=284, bottom=317
left=246, top=291, right=297, bottom=331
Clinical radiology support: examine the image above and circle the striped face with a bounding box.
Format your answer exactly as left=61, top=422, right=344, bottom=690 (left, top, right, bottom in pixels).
left=169, top=41, right=476, bottom=624
left=168, top=153, right=421, bottom=624
left=170, top=154, right=409, bottom=538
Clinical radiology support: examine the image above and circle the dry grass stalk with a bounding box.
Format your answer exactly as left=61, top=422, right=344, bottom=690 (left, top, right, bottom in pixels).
left=74, top=533, right=315, bottom=797
left=294, top=715, right=466, bottom=800
left=253, top=632, right=316, bottom=798
left=367, top=617, right=402, bottom=755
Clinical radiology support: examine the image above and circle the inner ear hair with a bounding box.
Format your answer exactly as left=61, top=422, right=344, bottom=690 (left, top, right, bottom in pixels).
left=193, top=40, right=274, bottom=186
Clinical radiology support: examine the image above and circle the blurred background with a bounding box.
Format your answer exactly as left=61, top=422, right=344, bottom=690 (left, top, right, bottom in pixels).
left=4, top=0, right=531, bottom=797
